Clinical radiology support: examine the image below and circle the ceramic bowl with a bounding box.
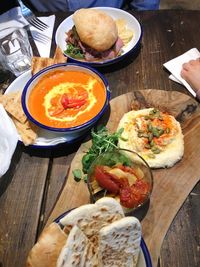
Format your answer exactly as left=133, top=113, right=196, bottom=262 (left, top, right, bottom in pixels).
left=21, top=63, right=110, bottom=134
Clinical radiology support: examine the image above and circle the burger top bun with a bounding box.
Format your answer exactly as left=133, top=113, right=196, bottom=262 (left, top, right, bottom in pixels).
left=73, top=9, right=118, bottom=52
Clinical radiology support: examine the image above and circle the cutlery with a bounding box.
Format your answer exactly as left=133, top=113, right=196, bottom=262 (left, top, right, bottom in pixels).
left=32, top=31, right=51, bottom=44
left=18, top=0, right=49, bottom=31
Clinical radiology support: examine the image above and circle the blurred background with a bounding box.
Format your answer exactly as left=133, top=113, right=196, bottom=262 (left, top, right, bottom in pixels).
left=160, top=0, right=200, bottom=10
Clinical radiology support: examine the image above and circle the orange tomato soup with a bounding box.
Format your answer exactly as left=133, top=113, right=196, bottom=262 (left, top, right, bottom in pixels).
left=28, top=69, right=107, bottom=128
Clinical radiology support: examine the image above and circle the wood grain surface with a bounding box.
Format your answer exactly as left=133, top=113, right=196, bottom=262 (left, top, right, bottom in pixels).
left=46, top=90, right=200, bottom=266
left=0, top=10, right=200, bottom=267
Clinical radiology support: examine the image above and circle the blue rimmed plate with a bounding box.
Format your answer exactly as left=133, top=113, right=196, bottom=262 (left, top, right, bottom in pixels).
left=5, top=70, right=91, bottom=148
left=55, top=7, right=142, bottom=67
left=54, top=209, right=152, bottom=267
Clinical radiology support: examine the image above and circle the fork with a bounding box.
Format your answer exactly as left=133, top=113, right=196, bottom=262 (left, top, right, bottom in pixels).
left=18, top=0, right=49, bottom=31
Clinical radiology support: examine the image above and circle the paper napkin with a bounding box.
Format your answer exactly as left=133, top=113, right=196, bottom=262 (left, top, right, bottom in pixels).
left=0, top=104, right=18, bottom=177
left=29, top=15, right=55, bottom=58
left=0, top=7, right=55, bottom=58
left=163, top=48, right=200, bottom=97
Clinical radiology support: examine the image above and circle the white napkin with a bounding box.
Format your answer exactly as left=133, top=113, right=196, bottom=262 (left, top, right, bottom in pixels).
left=0, top=104, right=18, bottom=177
left=29, top=15, right=55, bottom=57
left=163, top=48, right=200, bottom=97
left=0, top=7, right=55, bottom=58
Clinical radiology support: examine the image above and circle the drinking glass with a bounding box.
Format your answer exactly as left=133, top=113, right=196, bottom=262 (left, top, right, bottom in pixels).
left=0, top=27, right=33, bottom=76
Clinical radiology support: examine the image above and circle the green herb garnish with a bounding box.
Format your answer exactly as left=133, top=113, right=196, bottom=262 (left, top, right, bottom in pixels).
left=72, top=169, right=82, bottom=182
left=65, top=43, right=84, bottom=59
left=82, top=126, right=124, bottom=175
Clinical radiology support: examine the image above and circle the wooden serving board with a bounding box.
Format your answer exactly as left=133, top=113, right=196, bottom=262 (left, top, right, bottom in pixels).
left=46, top=90, right=200, bottom=267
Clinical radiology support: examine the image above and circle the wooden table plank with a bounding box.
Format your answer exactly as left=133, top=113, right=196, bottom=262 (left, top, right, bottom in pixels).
left=0, top=9, right=199, bottom=267
left=0, top=145, right=50, bottom=267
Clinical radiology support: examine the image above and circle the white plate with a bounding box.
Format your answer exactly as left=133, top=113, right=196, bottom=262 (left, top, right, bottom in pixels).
left=5, top=71, right=87, bottom=148
left=55, top=7, right=142, bottom=67
left=55, top=210, right=152, bottom=267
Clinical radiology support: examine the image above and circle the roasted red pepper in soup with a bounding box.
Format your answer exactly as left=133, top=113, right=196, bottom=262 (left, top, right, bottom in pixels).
left=94, top=164, right=150, bottom=209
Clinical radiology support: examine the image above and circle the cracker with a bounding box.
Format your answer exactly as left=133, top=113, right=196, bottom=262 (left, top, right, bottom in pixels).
left=31, top=46, right=67, bottom=75
left=12, top=118, right=38, bottom=146
left=31, top=57, right=55, bottom=76
left=0, top=91, right=27, bottom=123
left=53, top=46, right=67, bottom=64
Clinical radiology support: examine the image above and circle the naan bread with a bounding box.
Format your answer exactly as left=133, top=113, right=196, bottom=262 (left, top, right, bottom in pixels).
left=60, top=197, right=124, bottom=247
left=57, top=225, right=98, bottom=267
left=26, top=223, right=68, bottom=267
left=73, top=9, right=118, bottom=51
left=98, top=217, right=141, bottom=267
left=118, top=108, right=184, bottom=168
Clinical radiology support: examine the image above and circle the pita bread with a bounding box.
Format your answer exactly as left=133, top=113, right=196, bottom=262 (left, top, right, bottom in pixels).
left=0, top=91, right=26, bottom=123
left=26, top=223, right=68, bottom=267
left=98, top=217, right=141, bottom=267
left=73, top=9, right=118, bottom=51
left=60, top=197, right=124, bottom=247
left=57, top=225, right=98, bottom=267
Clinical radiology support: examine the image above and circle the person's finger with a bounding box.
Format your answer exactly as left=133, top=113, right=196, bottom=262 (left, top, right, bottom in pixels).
left=196, top=89, right=200, bottom=101
left=180, top=68, right=188, bottom=79
left=189, top=59, right=197, bottom=65
left=182, top=62, right=189, bottom=71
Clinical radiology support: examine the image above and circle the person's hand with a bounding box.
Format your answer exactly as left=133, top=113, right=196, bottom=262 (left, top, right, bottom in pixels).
left=181, top=58, right=200, bottom=101
left=181, top=58, right=200, bottom=91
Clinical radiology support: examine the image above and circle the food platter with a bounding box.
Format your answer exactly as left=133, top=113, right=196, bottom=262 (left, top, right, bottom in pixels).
left=55, top=7, right=142, bottom=67
left=54, top=209, right=152, bottom=267
left=5, top=70, right=88, bottom=148
left=46, top=90, right=200, bottom=266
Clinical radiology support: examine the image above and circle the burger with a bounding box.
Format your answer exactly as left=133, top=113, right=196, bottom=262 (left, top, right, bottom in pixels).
left=65, top=9, right=124, bottom=61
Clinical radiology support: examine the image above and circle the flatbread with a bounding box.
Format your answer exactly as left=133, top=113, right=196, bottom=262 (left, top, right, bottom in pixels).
left=31, top=57, right=55, bottom=75
left=57, top=225, right=98, bottom=267
left=0, top=91, right=26, bottom=123
left=26, top=223, right=68, bottom=267
left=98, top=217, right=141, bottom=267
left=118, top=108, right=184, bottom=168
left=60, top=197, right=124, bottom=247
left=53, top=46, right=67, bottom=64
left=12, top=118, right=38, bottom=146
left=31, top=46, right=67, bottom=75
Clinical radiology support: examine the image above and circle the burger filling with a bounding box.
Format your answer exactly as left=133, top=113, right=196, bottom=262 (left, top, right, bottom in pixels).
left=65, top=26, right=124, bottom=61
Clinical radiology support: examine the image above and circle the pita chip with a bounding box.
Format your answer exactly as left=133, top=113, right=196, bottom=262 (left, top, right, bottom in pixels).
left=0, top=91, right=26, bottom=123
left=53, top=46, right=67, bottom=64
left=31, top=57, right=55, bottom=75
left=12, top=118, right=38, bottom=146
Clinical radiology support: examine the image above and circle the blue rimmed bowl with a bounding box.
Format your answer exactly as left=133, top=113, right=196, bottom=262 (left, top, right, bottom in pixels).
left=21, top=63, right=110, bottom=134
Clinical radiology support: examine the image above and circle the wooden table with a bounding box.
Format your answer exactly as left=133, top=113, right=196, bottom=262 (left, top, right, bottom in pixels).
left=0, top=10, right=199, bottom=267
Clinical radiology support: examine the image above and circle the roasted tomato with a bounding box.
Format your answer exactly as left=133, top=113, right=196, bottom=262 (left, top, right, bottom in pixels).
left=94, top=166, right=119, bottom=194
left=120, top=179, right=150, bottom=208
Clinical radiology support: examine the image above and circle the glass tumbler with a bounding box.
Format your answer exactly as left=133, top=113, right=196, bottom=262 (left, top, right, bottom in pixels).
left=0, top=27, right=33, bottom=76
